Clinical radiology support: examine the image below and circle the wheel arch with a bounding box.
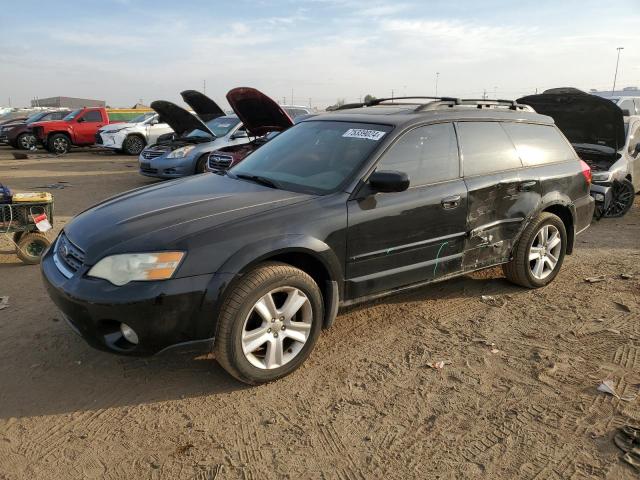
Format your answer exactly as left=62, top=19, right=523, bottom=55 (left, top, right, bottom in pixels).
left=541, top=203, right=575, bottom=254
left=206, top=236, right=343, bottom=331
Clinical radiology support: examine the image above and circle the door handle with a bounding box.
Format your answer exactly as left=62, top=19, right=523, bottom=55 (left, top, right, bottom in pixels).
left=441, top=195, right=461, bottom=209
left=518, top=180, right=537, bottom=192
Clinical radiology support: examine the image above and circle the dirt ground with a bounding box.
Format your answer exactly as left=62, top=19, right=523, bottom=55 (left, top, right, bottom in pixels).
left=0, top=147, right=638, bottom=480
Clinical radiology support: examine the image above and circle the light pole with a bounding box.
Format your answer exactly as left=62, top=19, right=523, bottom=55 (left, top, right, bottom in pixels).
left=612, top=47, right=624, bottom=95
left=435, top=72, right=440, bottom=96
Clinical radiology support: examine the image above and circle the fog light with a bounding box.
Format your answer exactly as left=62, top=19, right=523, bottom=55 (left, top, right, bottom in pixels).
left=594, top=193, right=604, bottom=202
left=120, top=323, right=139, bottom=345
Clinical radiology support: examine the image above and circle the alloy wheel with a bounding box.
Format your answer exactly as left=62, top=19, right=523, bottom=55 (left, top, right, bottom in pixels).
left=241, top=287, right=313, bottom=370
left=19, top=134, right=36, bottom=149
left=529, top=224, right=562, bottom=280
left=605, top=181, right=635, bottom=217
left=53, top=137, right=68, bottom=154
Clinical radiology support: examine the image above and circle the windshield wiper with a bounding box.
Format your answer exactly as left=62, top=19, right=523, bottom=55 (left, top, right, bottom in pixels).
left=234, top=173, right=280, bottom=189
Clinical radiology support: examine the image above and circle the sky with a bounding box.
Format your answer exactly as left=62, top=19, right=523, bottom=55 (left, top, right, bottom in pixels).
left=1, top=0, right=639, bottom=109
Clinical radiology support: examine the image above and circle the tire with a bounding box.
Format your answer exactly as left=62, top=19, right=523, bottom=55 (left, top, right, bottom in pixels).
left=603, top=179, right=635, bottom=218
left=122, top=135, right=146, bottom=156
left=17, top=133, right=36, bottom=150
left=503, top=212, right=567, bottom=289
left=195, top=154, right=209, bottom=174
left=16, top=232, right=51, bottom=265
left=214, top=261, right=324, bottom=385
left=47, top=133, right=70, bottom=154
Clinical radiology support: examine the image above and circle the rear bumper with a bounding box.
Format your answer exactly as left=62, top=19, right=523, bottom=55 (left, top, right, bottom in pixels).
left=574, top=193, right=595, bottom=234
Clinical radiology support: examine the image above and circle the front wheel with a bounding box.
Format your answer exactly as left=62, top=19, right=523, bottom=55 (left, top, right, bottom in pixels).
left=503, top=212, right=567, bottom=288
left=122, top=135, right=146, bottom=155
left=603, top=179, right=635, bottom=218
left=214, top=262, right=324, bottom=384
left=17, top=133, right=37, bottom=150
left=195, top=154, right=209, bottom=174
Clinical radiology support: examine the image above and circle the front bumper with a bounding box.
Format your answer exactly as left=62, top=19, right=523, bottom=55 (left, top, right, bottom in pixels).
left=138, top=152, right=197, bottom=179
left=589, top=183, right=612, bottom=217
left=98, top=131, right=127, bottom=150
left=41, top=244, right=227, bottom=356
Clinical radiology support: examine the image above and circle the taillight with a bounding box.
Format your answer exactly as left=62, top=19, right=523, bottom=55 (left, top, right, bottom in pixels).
left=579, top=159, right=592, bottom=185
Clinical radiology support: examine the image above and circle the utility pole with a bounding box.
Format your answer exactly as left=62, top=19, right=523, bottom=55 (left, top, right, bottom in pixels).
left=435, top=72, right=440, bottom=96
left=309, top=98, right=312, bottom=108
left=612, top=47, right=624, bottom=95
left=391, top=89, right=394, bottom=102
left=482, top=89, right=487, bottom=100
left=203, top=79, right=206, bottom=95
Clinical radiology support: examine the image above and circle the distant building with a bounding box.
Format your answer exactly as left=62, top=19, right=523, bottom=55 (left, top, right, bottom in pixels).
left=31, top=96, right=105, bottom=108
left=590, top=86, right=640, bottom=98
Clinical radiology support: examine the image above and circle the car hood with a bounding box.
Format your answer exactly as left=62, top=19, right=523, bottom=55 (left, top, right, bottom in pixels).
left=64, top=173, right=312, bottom=263
left=180, top=90, right=225, bottom=122
left=99, top=122, right=139, bottom=133
left=226, top=87, right=293, bottom=137
left=150, top=101, right=214, bottom=138
left=517, top=88, right=626, bottom=151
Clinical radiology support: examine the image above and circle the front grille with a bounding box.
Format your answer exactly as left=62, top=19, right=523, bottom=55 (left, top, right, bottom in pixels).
left=95, top=132, right=103, bottom=144
left=141, top=149, right=164, bottom=160
left=208, top=153, right=233, bottom=171
left=54, top=233, right=85, bottom=277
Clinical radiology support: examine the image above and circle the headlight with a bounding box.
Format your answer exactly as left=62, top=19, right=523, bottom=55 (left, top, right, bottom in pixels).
left=591, top=171, right=612, bottom=182
left=167, top=145, right=196, bottom=159
left=87, top=252, right=185, bottom=286
left=104, top=127, right=125, bottom=134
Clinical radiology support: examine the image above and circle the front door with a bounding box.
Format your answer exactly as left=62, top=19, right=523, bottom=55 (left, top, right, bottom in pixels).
left=74, top=109, right=104, bottom=144
left=346, top=122, right=468, bottom=299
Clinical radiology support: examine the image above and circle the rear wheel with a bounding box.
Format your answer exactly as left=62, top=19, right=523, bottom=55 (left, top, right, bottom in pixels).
left=17, top=133, right=37, bottom=150
left=214, top=262, right=323, bottom=384
left=122, top=135, right=146, bottom=155
left=503, top=212, right=567, bottom=288
left=16, top=232, right=51, bottom=264
left=603, top=179, right=635, bottom=218
left=48, top=133, right=70, bottom=154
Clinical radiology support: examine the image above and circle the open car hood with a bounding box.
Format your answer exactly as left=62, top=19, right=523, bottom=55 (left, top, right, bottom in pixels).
left=517, top=88, right=625, bottom=151
left=150, top=100, right=213, bottom=138
left=226, top=87, right=293, bottom=137
left=180, top=90, right=225, bottom=122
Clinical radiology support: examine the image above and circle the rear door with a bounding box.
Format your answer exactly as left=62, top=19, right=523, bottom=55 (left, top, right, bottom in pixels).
left=457, top=121, right=533, bottom=268
left=346, top=122, right=468, bottom=299
left=74, top=109, right=105, bottom=144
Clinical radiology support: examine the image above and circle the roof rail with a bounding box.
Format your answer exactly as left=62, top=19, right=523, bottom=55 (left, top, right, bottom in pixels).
left=415, top=98, right=532, bottom=112
left=331, top=96, right=459, bottom=111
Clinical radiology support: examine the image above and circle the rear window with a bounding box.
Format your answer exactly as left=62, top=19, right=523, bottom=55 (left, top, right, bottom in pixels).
left=456, top=122, right=522, bottom=176
left=502, top=122, right=576, bottom=166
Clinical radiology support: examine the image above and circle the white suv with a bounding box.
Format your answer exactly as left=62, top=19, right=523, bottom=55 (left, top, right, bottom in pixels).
left=95, top=112, right=173, bottom=155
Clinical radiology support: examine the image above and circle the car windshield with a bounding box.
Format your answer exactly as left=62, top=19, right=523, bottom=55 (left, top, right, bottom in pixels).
left=129, top=112, right=155, bottom=124
left=25, top=111, right=47, bottom=123
left=63, top=109, right=82, bottom=121
left=186, top=116, right=240, bottom=139
left=230, top=120, right=393, bottom=194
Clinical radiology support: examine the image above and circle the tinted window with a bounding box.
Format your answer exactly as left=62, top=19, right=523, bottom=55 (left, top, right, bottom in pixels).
left=619, top=99, right=635, bottom=115
left=502, top=122, right=576, bottom=166
left=378, top=122, right=459, bottom=186
left=82, top=110, right=102, bottom=122
left=457, top=122, right=522, bottom=176
left=231, top=121, right=393, bottom=194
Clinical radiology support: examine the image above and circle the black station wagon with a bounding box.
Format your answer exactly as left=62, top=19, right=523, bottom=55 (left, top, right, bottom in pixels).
left=42, top=97, right=595, bottom=384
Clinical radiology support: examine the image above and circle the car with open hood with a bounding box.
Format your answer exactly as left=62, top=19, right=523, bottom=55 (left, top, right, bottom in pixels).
left=138, top=91, right=249, bottom=178
left=95, top=112, right=173, bottom=155
left=42, top=96, right=594, bottom=385
left=206, top=87, right=294, bottom=172
left=518, top=88, right=639, bottom=217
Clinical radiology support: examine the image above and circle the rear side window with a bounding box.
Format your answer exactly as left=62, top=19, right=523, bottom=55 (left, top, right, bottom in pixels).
left=619, top=99, right=635, bottom=115
left=502, top=122, right=576, bottom=166
left=628, top=123, right=640, bottom=155
left=378, top=122, right=459, bottom=186
left=82, top=110, right=102, bottom=122
left=457, top=122, right=522, bottom=176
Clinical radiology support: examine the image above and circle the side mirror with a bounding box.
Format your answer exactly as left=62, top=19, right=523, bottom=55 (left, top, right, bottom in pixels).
left=76, top=117, right=85, bottom=123
left=231, top=130, right=249, bottom=140
left=369, top=170, right=410, bottom=193
left=622, top=109, right=631, bottom=116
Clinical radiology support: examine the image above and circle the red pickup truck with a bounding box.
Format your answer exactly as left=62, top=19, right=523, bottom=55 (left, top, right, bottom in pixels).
left=30, top=107, right=118, bottom=154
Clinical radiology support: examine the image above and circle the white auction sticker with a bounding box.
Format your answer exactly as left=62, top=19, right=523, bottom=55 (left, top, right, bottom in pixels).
left=342, top=129, right=386, bottom=141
